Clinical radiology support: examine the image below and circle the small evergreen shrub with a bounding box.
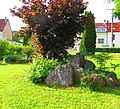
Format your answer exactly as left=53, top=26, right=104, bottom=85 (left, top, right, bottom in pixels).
left=4, top=55, right=18, bottom=63
left=29, top=55, right=60, bottom=84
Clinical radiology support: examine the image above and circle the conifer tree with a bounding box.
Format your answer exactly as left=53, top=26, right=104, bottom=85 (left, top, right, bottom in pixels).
left=80, top=11, right=97, bottom=55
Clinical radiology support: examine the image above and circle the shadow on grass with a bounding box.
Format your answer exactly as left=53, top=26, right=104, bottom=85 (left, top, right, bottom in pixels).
left=0, top=62, right=7, bottom=65
left=96, top=79, right=120, bottom=96
left=97, top=86, right=120, bottom=96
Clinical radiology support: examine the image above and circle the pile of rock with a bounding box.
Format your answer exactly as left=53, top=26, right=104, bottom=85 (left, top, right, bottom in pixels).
left=45, top=53, right=118, bottom=87
left=82, top=72, right=118, bottom=87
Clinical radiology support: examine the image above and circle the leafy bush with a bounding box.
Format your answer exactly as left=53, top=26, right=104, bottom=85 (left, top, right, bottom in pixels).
left=29, top=56, right=60, bottom=84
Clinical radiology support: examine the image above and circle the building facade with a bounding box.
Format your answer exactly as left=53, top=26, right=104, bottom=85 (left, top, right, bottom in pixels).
left=96, top=22, right=120, bottom=47
left=0, top=18, right=12, bottom=40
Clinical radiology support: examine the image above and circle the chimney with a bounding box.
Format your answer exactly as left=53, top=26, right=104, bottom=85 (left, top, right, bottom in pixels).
left=5, top=17, right=7, bottom=23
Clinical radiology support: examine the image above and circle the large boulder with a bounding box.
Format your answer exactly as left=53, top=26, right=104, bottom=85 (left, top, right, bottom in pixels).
left=70, top=53, right=84, bottom=69
left=83, top=60, right=96, bottom=70
left=74, top=67, right=84, bottom=84
left=45, top=53, right=85, bottom=86
left=106, top=72, right=117, bottom=86
left=45, top=64, right=74, bottom=86
left=70, top=53, right=84, bottom=84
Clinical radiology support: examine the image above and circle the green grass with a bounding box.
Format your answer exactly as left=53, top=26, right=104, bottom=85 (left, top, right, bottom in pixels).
left=86, top=53, right=120, bottom=76
left=1, top=54, right=120, bottom=109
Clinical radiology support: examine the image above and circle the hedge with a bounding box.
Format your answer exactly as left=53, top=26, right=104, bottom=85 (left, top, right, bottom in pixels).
left=95, top=47, right=120, bottom=53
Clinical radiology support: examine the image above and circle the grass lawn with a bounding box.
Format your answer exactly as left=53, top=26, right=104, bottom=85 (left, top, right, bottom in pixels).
left=0, top=54, right=120, bottom=109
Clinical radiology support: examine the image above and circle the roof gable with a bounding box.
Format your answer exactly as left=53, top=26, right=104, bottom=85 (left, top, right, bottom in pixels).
left=0, top=19, right=7, bottom=31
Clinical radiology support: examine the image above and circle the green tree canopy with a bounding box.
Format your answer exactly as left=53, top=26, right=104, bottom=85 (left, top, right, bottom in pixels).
left=113, top=0, right=120, bottom=19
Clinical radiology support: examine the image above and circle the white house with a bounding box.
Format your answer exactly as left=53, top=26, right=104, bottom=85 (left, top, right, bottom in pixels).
left=73, top=22, right=120, bottom=51
left=0, top=17, right=12, bottom=40
left=96, top=22, right=120, bottom=47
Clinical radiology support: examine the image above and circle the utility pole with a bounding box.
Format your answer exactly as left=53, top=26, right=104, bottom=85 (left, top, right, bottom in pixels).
left=107, top=8, right=114, bottom=47
left=111, top=9, right=114, bottom=47
left=104, top=20, right=109, bottom=45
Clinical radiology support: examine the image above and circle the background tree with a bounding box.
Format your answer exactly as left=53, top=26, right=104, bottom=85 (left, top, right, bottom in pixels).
left=13, top=27, right=32, bottom=46
left=113, top=0, right=120, bottom=19
left=12, top=31, right=21, bottom=42
left=80, top=11, right=97, bottom=55
left=105, top=0, right=115, bottom=3
left=11, top=0, right=88, bottom=61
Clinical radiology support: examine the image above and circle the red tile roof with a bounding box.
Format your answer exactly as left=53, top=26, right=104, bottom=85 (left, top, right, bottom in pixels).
left=96, top=22, right=120, bottom=32
left=0, top=19, right=7, bottom=31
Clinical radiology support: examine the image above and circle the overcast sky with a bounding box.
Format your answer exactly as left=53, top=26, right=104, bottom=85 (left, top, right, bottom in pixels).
left=0, top=0, right=117, bottom=31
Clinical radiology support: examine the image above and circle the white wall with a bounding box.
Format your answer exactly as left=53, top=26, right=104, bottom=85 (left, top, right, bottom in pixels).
left=96, top=33, right=106, bottom=47
left=107, top=33, right=112, bottom=47
left=96, top=32, right=120, bottom=47
left=107, top=32, right=120, bottom=47
left=0, top=32, right=3, bottom=39
left=114, top=33, right=120, bottom=47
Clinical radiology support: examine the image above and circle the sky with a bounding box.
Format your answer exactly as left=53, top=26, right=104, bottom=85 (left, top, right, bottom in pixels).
left=0, top=0, right=117, bottom=31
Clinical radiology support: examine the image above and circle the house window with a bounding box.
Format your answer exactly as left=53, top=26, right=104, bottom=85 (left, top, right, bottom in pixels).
left=96, top=27, right=106, bottom=32
left=98, top=39, right=104, bottom=44
left=112, top=34, right=115, bottom=40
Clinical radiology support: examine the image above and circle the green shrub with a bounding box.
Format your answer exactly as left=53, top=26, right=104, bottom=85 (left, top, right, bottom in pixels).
left=0, top=39, right=34, bottom=62
left=81, top=75, right=93, bottom=88
left=4, top=54, right=32, bottom=64
left=94, top=52, right=111, bottom=72
left=21, top=46, right=34, bottom=59
left=0, top=39, right=23, bottom=60
left=95, top=47, right=120, bottom=53
left=29, top=55, right=60, bottom=84
left=11, top=44, right=23, bottom=55
left=80, top=75, right=101, bottom=91
left=4, top=55, right=18, bottom=63
left=0, top=39, right=9, bottom=60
